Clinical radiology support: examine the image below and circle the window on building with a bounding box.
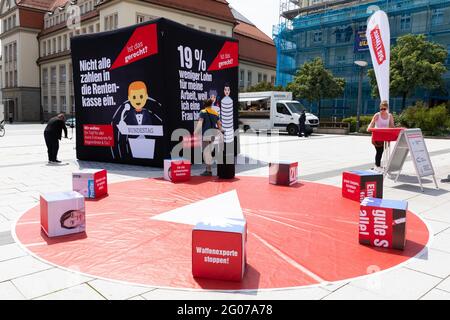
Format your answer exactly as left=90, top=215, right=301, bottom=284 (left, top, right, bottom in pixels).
left=47, top=40, right=51, bottom=54
left=400, top=14, right=411, bottom=31
left=96, top=23, right=100, bottom=32
left=43, top=68, right=48, bottom=86
left=104, top=13, right=118, bottom=31
left=199, top=26, right=206, bottom=32
left=271, top=75, right=275, bottom=85
left=358, top=24, right=367, bottom=32
left=50, top=66, right=56, bottom=84
left=88, top=25, right=94, bottom=33
left=3, top=20, right=6, bottom=33
left=335, top=25, right=353, bottom=43
left=71, top=95, right=75, bottom=113
left=263, top=74, right=268, bottom=82
left=60, top=96, right=67, bottom=112
left=58, top=36, right=62, bottom=52
left=114, top=13, right=118, bottom=29
left=69, top=64, right=73, bottom=83
left=59, top=65, right=66, bottom=83
left=313, top=31, right=322, bottom=43
left=220, top=30, right=227, bottom=36
left=42, top=42, right=46, bottom=56
left=247, top=71, right=252, bottom=87
left=187, top=24, right=194, bottom=28
left=14, top=70, right=17, bottom=86
left=51, top=96, right=57, bottom=112
left=52, top=38, right=56, bottom=54
left=8, top=44, right=12, bottom=62
left=210, top=29, right=216, bottom=34
left=432, top=9, right=444, bottom=26
left=3, top=46, right=7, bottom=63
left=43, top=96, right=49, bottom=111
left=336, top=55, right=346, bottom=64
left=258, top=73, right=262, bottom=83
left=63, top=34, right=67, bottom=50
left=5, top=73, right=8, bottom=88
left=136, top=14, right=156, bottom=24
left=82, top=27, right=86, bottom=34
left=137, top=15, right=145, bottom=24
left=9, top=71, right=12, bottom=87
left=12, top=14, right=16, bottom=28
left=239, top=69, right=245, bottom=88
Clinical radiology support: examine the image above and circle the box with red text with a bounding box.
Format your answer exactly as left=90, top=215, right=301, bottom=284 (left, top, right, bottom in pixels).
left=164, top=159, right=191, bottom=182
left=359, top=197, right=407, bottom=250
left=192, top=217, right=246, bottom=281
left=342, top=170, right=383, bottom=202
left=72, top=169, right=108, bottom=199
left=269, top=161, right=298, bottom=186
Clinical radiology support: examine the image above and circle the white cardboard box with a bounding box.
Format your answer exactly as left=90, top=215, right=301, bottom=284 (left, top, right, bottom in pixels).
left=40, top=191, right=86, bottom=237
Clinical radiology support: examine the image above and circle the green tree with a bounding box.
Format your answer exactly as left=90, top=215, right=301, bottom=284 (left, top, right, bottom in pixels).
left=286, top=57, right=345, bottom=119
left=368, top=34, right=448, bottom=110
left=242, top=82, right=285, bottom=92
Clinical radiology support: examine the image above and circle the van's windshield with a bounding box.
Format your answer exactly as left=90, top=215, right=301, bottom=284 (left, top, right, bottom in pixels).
left=285, top=102, right=306, bottom=114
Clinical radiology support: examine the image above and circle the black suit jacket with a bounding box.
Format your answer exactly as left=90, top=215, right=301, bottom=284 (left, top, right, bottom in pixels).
left=112, top=101, right=163, bottom=161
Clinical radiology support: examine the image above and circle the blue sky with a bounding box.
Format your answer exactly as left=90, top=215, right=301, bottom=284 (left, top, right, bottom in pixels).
left=227, top=0, right=279, bottom=38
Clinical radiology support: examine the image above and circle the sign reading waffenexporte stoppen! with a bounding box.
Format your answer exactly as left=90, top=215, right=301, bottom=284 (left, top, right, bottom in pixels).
left=366, top=10, right=390, bottom=103
left=71, top=18, right=238, bottom=167
left=386, top=128, right=439, bottom=191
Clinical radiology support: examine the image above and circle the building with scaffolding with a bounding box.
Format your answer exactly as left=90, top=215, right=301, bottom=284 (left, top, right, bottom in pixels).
left=274, top=0, right=450, bottom=118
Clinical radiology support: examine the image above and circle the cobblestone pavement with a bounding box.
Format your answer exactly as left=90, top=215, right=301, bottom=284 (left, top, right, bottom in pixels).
left=1, top=124, right=449, bottom=300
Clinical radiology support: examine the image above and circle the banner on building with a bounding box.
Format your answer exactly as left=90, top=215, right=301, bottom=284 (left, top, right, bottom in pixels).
left=354, top=30, right=369, bottom=52
left=71, top=18, right=239, bottom=167
left=366, top=10, right=390, bottom=103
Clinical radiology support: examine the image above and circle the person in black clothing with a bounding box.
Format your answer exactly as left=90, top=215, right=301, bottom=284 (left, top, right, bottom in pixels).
left=44, top=113, right=68, bottom=164
left=298, top=110, right=307, bottom=137
left=194, top=99, right=223, bottom=176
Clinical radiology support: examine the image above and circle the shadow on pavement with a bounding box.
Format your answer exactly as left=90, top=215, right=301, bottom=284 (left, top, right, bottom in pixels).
left=392, top=183, right=449, bottom=196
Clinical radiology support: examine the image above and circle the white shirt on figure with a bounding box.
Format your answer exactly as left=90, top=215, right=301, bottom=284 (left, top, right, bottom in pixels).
left=136, top=113, right=143, bottom=125
left=221, top=96, right=234, bottom=143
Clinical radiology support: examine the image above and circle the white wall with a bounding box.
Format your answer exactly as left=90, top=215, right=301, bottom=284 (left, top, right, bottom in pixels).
left=18, top=31, right=40, bottom=87
left=239, top=61, right=276, bottom=90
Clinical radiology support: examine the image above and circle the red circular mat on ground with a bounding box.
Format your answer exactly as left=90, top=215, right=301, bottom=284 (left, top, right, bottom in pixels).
left=15, top=176, right=429, bottom=290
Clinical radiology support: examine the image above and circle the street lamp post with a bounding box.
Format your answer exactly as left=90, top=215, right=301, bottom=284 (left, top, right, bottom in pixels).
left=354, top=60, right=368, bottom=133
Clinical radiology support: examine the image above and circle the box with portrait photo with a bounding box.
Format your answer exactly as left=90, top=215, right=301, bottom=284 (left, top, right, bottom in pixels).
left=40, top=191, right=86, bottom=237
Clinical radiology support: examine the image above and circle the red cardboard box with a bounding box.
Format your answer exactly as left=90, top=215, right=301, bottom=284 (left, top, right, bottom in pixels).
left=164, top=159, right=191, bottom=182
left=72, top=169, right=108, bottom=199
left=359, top=197, right=407, bottom=250
left=40, top=191, right=86, bottom=237
left=192, top=217, right=246, bottom=281
left=342, top=170, right=383, bottom=202
left=269, top=161, right=298, bottom=186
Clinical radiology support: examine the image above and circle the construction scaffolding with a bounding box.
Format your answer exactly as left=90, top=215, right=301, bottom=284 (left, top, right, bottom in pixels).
left=274, top=0, right=450, bottom=118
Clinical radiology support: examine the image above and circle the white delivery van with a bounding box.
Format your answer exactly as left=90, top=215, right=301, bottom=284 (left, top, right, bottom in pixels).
left=238, top=91, right=319, bottom=135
